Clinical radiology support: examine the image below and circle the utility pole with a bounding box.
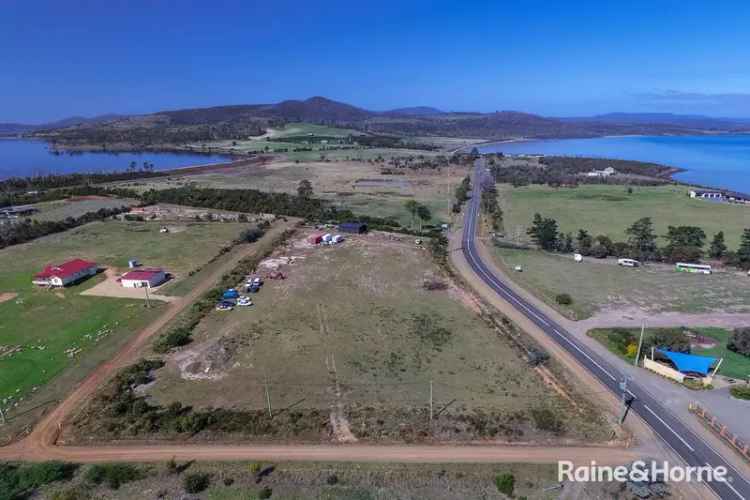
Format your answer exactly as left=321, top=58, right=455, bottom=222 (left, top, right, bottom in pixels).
left=619, top=376, right=634, bottom=424
left=0, top=403, right=5, bottom=425
left=144, top=284, right=151, bottom=308
left=264, top=372, right=272, bottom=418
left=634, top=321, right=646, bottom=367
left=429, top=380, right=433, bottom=422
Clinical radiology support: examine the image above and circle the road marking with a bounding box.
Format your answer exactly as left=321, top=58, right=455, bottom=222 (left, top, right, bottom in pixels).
left=643, top=405, right=695, bottom=452
left=705, top=463, right=747, bottom=500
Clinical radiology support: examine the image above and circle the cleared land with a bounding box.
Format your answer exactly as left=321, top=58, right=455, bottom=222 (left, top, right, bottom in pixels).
left=112, top=159, right=466, bottom=228
left=498, top=183, right=750, bottom=248
left=73, top=229, right=608, bottom=444
left=589, top=327, right=750, bottom=380
left=31, top=196, right=135, bottom=221
left=0, top=220, right=250, bottom=428
left=491, top=247, right=750, bottom=320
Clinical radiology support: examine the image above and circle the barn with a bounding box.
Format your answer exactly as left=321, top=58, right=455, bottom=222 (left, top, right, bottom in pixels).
left=120, top=268, right=167, bottom=288
left=33, top=259, right=98, bottom=287
left=339, top=222, right=368, bottom=234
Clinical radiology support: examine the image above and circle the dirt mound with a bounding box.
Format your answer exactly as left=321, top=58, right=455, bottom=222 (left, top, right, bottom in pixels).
left=175, top=336, right=243, bottom=380
left=0, top=292, right=18, bottom=304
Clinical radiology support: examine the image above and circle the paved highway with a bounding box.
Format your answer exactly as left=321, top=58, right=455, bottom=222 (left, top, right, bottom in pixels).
left=462, top=162, right=750, bottom=500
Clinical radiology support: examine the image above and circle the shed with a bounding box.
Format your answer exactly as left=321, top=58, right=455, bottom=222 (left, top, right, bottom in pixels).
left=339, top=222, right=368, bottom=234
left=308, top=233, right=324, bottom=244
left=656, top=349, right=717, bottom=376
left=121, top=268, right=167, bottom=288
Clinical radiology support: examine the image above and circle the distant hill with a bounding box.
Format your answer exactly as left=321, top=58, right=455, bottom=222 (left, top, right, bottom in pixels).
left=22, top=98, right=750, bottom=147
left=383, top=106, right=444, bottom=117
left=562, top=112, right=750, bottom=131
left=0, top=114, right=123, bottom=135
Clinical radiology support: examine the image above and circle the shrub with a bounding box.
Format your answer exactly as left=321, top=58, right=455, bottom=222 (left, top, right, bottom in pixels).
left=730, top=385, right=750, bottom=400
left=727, top=328, right=750, bottom=357
left=555, top=293, right=573, bottom=306
left=153, top=327, right=193, bottom=353
left=84, top=464, right=144, bottom=490
left=258, top=486, right=273, bottom=499
left=0, top=462, right=77, bottom=500
left=184, top=472, right=211, bottom=494
left=495, top=472, right=515, bottom=497
left=530, top=407, right=564, bottom=434
left=326, top=474, right=339, bottom=485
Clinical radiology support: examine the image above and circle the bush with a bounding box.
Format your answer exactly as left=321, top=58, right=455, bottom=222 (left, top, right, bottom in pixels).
left=258, top=486, right=273, bottom=499
left=84, top=464, right=144, bottom=490
left=184, top=472, right=211, bottom=494
left=0, top=462, right=78, bottom=500
left=530, top=407, right=564, bottom=434
left=153, top=327, right=193, bottom=353
left=730, top=385, right=750, bottom=400
left=727, top=328, right=750, bottom=357
left=249, top=462, right=263, bottom=474
left=495, top=472, right=515, bottom=497
left=555, top=293, right=573, bottom=306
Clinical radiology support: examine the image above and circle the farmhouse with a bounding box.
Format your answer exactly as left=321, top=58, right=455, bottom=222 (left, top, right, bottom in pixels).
left=585, top=166, right=616, bottom=178
left=33, top=259, right=98, bottom=287
left=120, top=268, right=167, bottom=288
left=339, top=222, right=368, bottom=234
left=689, top=189, right=724, bottom=200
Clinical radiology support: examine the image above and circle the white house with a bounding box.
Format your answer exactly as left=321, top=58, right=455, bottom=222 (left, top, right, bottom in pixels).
left=586, top=166, right=616, bottom=178
left=689, top=189, right=724, bottom=200
left=120, top=268, right=167, bottom=288
left=33, top=259, right=98, bottom=287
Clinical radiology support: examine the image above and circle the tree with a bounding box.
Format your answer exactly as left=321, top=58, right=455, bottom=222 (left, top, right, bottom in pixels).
left=727, top=328, right=750, bottom=357
left=404, top=199, right=419, bottom=229
left=626, top=217, right=658, bottom=260
left=576, top=229, right=593, bottom=256
left=297, top=179, right=313, bottom=199
left=737, top=228, right=750, bottom=269
left=709, top=231, right=727, bottom=259
left=184, top=473, right=211, bottom=494
left=415, top=203, right=432, bottom=231
left=561, top=232, right=574, bottom=253
left=527, top=213, right=559, bottom=251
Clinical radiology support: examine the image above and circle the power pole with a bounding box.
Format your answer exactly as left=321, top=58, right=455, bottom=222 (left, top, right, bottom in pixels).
left=264, top=372, right=272, bottom=418
left=144, top=284, right=151, bottom=308
left=0, top=404, right=5, bottom=425
left=619, top=376, right=634, bottom=424
left=634, top=321, right=645, bottom=366
left=429, top=380, right=433, bottom=422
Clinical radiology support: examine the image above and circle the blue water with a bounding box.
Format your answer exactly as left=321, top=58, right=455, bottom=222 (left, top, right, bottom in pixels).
left=0, top=139, right=231, bottom=179
left=479, top=134, right=750, bottom=194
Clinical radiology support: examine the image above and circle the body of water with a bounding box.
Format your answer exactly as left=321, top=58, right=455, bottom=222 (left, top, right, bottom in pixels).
left=0, top=139, right=231, bottom=179
left=479, top=134, right=750, bottom=194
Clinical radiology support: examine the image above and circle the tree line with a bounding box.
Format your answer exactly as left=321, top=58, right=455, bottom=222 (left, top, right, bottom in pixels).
left=526, top=214, right=750, bottom=270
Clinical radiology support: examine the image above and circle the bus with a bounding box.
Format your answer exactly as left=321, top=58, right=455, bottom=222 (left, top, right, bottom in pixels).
left=675, top=262, right=712, bottom=275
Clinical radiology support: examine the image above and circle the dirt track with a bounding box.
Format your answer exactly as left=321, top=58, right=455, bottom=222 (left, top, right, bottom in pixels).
left=0, top=218, right=640, bottom=467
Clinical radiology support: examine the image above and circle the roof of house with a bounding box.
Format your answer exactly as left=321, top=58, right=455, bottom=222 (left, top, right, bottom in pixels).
left=121, top=268, right=164, bottom=281
left=35, top=259, right=97, bottom=279
left=657, top=349, right=717, bottom=376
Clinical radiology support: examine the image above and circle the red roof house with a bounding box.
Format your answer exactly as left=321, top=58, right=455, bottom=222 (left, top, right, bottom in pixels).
left=120, top=268, right=167, bottom=288
left=33, top=259, right=98, bottom=287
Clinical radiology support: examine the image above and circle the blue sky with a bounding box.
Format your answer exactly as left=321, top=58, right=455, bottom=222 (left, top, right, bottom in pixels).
left=3, top=0, right=750, bottom=122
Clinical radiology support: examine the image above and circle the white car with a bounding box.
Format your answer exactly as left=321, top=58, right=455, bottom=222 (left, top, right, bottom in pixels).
left=237, top=296, right=253, bottom=306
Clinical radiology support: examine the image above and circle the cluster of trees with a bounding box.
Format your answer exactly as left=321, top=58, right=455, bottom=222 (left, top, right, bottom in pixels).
left=728, top=328, right=750, bottom=357
left=0, top=206, right=129, bottom=250
left=453, top=176, right=471, bottom=213
left=0, top=185, right=114, bottom=209
left=608, top=328, right=691, bottom=360
left=404, top=200, right=432, bottom=230
left=0, top=169, right=166, bottom=194
left=480, top=184, right=503, bottom=232
left=527, top=213, right=750, bottom=269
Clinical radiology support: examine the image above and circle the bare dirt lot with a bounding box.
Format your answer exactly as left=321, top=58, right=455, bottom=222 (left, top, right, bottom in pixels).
left=68, top=229, right=612, bottom=445
left=0, top=292, right=17, bottom=304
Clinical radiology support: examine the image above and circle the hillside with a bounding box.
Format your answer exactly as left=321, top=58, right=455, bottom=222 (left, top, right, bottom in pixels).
left=26, top=97, right=750, bottom=148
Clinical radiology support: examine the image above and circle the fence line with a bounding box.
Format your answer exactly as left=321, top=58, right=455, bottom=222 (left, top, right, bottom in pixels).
left=689, top=402, right=750, bottom=462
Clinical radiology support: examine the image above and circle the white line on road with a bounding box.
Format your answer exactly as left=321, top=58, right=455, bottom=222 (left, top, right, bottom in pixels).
left=643, top=404, right=695, bottom=452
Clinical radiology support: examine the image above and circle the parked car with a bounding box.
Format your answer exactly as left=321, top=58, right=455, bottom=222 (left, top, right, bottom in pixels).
left=237, top=296, right=253, bottom=306
left=247, top=284, right=261, bottom=293
left=215, top=300, right=234, bottom=311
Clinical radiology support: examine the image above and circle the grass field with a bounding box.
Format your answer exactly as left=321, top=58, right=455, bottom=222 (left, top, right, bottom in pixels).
left=491, top=246, right=750, bottom=320
left=588, top=327, right=750, bottom=380
left=144, top=230, right=607, bottom=443
left=0, top=220, right=250, bottom=418
left=31, top=196, right=135, bottom=221
left=498, top=183, right=750, bottom=248
left=114, top=159, right=466, bottom=228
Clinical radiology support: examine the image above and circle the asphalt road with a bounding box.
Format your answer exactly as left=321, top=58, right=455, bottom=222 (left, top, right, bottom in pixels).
left=462, top=162, right=750, bottom=500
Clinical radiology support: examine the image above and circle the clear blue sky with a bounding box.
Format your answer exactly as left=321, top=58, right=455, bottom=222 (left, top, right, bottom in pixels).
left=3, top=0, right=750, bottom=122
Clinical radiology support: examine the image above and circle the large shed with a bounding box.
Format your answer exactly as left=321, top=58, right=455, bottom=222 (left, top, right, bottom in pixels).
left=339, top=222, right=368, bottom=234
